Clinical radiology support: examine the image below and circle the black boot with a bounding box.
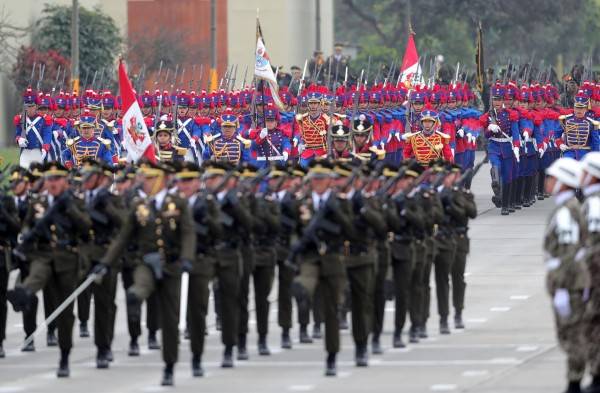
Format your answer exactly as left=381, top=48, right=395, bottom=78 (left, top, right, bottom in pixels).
left=161, top=364, right=174, bottom=386
left=281, top=329, right=292, bottom=349
left=128, top=338, right=140, bottom=356
left=409, top=326, right=420, bottom=343
left=564, top=380, right=581, bottom=393
left=501, top=183, right=510, bottom=216
left=258, top=334, right=271, bottom=356
left=0, top=344, right=5, bottom=358
left=79, top=321, right=90, bottom=338
left=148, top=331, right=161, bottom=350
left=355, top=344, right=368, bottom=367
left=57, top=350, right=70, bottom=378
left=418, top=325, right=428, bottom=339
left=7, top=287, right=33, bottom=312
left=221, top=346, right=234, bottom=368
left=454, top=311, right=465, bottom=329
left=47, top=330, right=58, bottom=347
left=21, top=338, right=35, bottom=352
left=106, top=348, right=113, bottom=362
left=312, top=324, right=322, bottom=339
left=393, top=331, right=405, bottom=348
left=371, top=335, right=383, bottom=354
left=490, top=167, right=501, bottom=207
left=192, top=354, right=204, bottom=377
left=325, top=352, right=337, bottom=376
left=439, top=317, right=451, bottom=335
left=338, top=311, right=349, bottom=330
left=537, top=171, right=546, bottom=200
left=96, top=349, right=110, bottom=369
left=299, top=325, right=313, bottom=344
left=237, top=334, right=248, bottom=360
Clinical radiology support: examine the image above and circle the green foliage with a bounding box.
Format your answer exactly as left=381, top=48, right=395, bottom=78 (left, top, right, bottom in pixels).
left=335, top=0, right=600, bottom=76
left=32, top=4, right=122, bottom=87
left=11, top=46, right=70, bottom=93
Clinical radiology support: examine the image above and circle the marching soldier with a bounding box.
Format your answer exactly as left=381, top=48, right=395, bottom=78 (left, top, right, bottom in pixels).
left=203, top=110, right=250, bottom=163
left=154, top=119, right=187, bottom=163
left=556, top=91, right=600, bottom=160
left=79, top=159, right=125, bottom=368
left=403, top=109, right=454, bottom=165
left=7, top=162, right=93, bottom=378
left=15, top=88, right=52, bottom=168
left=249, top=104, right=292, bottom=168
left=63, top=110, right=113, bottom=169
left=543, top=158, right=589, bottom=393
left=294, top=88, right=330, bottom=167
left=290, top=160, right=357, bottom=376
left=99, top=159, right=196, bottom=386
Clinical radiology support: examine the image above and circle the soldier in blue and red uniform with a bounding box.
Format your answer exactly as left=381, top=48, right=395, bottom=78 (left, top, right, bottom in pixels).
left=480, top=84, right=521, bottom=215
left=99, top=91, right=122, bottom=159
left=175, top=93, right=203, bottom=163
left=249, top=104, right=291, bottom=168
left=15, top=88, right=52, bottom=168
left=62, top=110, right=114, bottom=169
left=293, top=86, right=330, bottom=167
left=203, top=110, right=249, bottom=164
left=556, top=90, right=600, bottom=160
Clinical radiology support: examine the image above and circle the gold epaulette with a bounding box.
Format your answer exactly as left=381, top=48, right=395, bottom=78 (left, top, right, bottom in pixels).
left=98, top=137, right=111, bottom=146
left=322, top=113, right=331, bottom=123
left=369, top=146, right=386, bottom=160
left=335, top=113, right=347, bottom=119
left=435, top=131, right=451, bottom=139
left=587, top=117, right=600, bottom=128
left=175, top=146, right=188, bottom=155
left=402, top=131, right=420, bottom=140
left=236, top=134, right=251, bottom=148
left=295, top=113, right=309, bottom=121
left=66, top=136, right=80, bottom=147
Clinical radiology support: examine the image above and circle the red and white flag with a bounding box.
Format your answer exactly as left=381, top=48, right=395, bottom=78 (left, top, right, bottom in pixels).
left=400, top=32, right=421, bottom=85
left=118, top=59, right=156, bottom=163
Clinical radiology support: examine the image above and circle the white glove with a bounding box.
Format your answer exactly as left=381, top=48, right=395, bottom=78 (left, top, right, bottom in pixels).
left=513, top=146, right=520, bottom=162
left=41, top=149, right=48, bottom=161
left=17, top=137, right=28, bottom=148
left=53, top=130, right=63, bottom=140
left=298, top=144, right=305, bottom=154
left=259, top=127, right=268, bottom=139
left=293, top=139, right=299, bottom=148
left=538, top=148, right=545, bottom=157
left=523, top=131, right=530, bottom=141
left=457, top=129, right=465, bottom=138
left=282, top=151, right=289, bottom=161
left=487, top=124, right=501, bottom=134
left=559, top=144, right=568, bottom=152
left=466, top=133, right=473, bottom=144
left=401, top=133, right=409, bottom=141
left=553, top=288, right=571, bottom=318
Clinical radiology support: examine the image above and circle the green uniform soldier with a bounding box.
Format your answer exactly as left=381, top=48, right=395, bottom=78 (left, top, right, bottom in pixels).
left=580, top=152, right=600, bottom=393
left=7, top=161, right=93, bottom=378
left=334, top=161, right=387, bottom=366
left=79, top=159, right=125, bottom=368
left=290, top=160, right=357, bottom=376
left=174, top=161, right=223, bottom=376
left=99, top=159, right=196, bottom=386
left=211, top=161, right=253, bottom=367
left=543, top=158, right=589, bottom=393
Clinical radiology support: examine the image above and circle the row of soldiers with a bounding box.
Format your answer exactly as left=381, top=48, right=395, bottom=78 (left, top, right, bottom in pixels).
left=0, top=152, right=476, bottom=386
left=542, top=153, right=600, bottom=393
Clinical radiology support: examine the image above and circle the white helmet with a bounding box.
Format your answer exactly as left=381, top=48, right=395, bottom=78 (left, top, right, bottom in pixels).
left=582, top=152, right=600, bottom=180
left=546, top=157, right=583, bottom=189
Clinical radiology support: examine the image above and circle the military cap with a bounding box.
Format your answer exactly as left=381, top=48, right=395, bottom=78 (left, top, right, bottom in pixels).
left=23, top=87, right=36, bottom=106
left=333, top=161, right=354, bottom=178
left=220, top=109, right=239, bottom=127
left=155, top=119, right=175, bottom=134
left=308, top=159, right=333, bottom=178
left=8, top=166, right=33, bottom=184
left=289, top=163, right=307, bottom=178
left=268, top=163, right=288, bottom=179
left=264, top=104, right=280, bottom=120
left=42, top=161, right=69, bottom=178
left=114, top=164, right=137, bottom=183
left=420, top=109, right=439, bottom=123
left=238, top=162, right=259, bottom=179
left=331, top=123, right=350, bottom=139
left=381, top=162, right=400, bottom=178
left=402, top=160, right=424, bottom=178
left=29, top=162, right=44, bottom=179
left=175, top=161, right=202, bottom=180
left=574, top=90, right=590, bottom=108
left=352, top=114, right=373, bottom=134
left=202, top=160, right=232, bottom=179
left=137, top=158, right=173, bottom=177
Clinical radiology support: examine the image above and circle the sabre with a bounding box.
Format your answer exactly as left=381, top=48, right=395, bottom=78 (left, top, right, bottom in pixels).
left=190, top=64, right=196, bottom=90
left=90, top=70, right=98, bottom=91
left=155, top=60, right=164, bottom=91
left=36, top=63, right=45, bottom=92
left=364, top=55, right=372, bottom=86
left=197, top=64, right=204, bottom=91
left=241, top=65, right=248, bottom=90
left=228, top=64, right=238, bottom=92
left=20, top=273, right=100, bottom=351
left=453, top=62, right=460, bottom=87
left=343, top=66, right=348, bottom=88
left=179, top=67, right=186, bottom=90
left=298, top=59, right=308, bottom=96
left=51, top=65, right=61, bottom=97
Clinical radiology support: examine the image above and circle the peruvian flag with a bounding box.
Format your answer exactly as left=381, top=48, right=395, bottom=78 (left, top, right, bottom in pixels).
left=400, top=32, right=421, bottom=85
left=118, top=59, right=156, bottom=163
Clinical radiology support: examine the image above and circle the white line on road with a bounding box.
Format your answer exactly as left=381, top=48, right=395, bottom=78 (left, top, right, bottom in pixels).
left=516, top=345, right=539, bottom=352
left=490, top=307, right=511, bottom=312
left=462, top=370, right=490, bottom=377
left=510, top=295, right=530, bottom=300
left=430, top=384, right=457, bottom=391
left=288, top=385, right=315, bottom=391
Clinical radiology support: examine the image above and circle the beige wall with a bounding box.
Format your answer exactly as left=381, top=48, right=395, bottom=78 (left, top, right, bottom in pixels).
left=227, top=0, right=334, bottom=84
left=0, top=0, right=126, bottom=147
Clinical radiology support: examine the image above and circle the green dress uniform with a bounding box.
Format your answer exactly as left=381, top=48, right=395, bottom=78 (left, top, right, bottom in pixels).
left=100, top=162, right=196, bottom=386
left=8, top=162, right=93, bottom=378
left=544, top=190, right=589, bottom=388
left=451, top=187, right=477, bottom=328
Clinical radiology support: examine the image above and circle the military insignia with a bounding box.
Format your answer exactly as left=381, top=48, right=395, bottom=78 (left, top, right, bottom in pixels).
left=33, top=203, right=45, bottom=219
left=136, top=204, right=150, bottom=226
left=163, top=202, right=180, bottom=218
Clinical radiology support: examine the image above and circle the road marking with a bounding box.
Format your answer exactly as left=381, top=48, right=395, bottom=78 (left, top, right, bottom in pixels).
left=430, top=384, right=457, bottom=391
left=462, top=370, right=489, bottom=377
left=516, top=345, right=539, bottom=352
left=12, top=324, right=23, bottom=328
left=465, top=272, right=472, bottom=277
left=510, top=295, right=530, bottom=300
left=288, top=385, right=314, bottom=391
left=490, top=307, right=511, bottom=312
left=140, top=387, right=167, bottom=392
left=490, top=357, right=519, bottom=364
left=0, top=387, right=26, bottom=393
left=466, top=318, right=487, bottom=323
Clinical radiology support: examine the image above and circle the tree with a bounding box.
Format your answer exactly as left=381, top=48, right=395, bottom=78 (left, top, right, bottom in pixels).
left=0, top=5, right=29, bottom=75
left=11, top=46, right=70, bottom=93
left=32, top=4, right=122, bottom=89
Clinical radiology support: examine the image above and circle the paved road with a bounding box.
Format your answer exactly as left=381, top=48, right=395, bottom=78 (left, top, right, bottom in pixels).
left=0, top=155, right=571, bottom=393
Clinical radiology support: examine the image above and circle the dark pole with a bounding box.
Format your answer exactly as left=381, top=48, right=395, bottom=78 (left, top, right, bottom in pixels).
left=315, top=0, right=321, bottom=51
left=210, top=0, right=217, bottom=90
left=71, top=0, right=79, bottom=93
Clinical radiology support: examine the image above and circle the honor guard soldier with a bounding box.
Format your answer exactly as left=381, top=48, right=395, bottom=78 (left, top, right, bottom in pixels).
left=294, top=87, right=330, bottom=167
left=63, top=110, right=113, bottom=169
left=154, top=119, right=187, bottom=163
left=556, top=91, right=600, bottom=160
left=250, top=104, right=292, bottom=167
left=290, top=160, right=357, bottom=376
left=79, top=159, right=125, bottom=369
left=203, top=110, right=249, bottom=163
left=331, top=123, right=352, bottom=161
left=350, top=115, right=386, bottom=164
left=543, top=158, right=589, bottom=393
left=99, top=159, right=195, bottom=386
left=403, top=108, right=453, bottom=165
left=7, top=162, right=93, bottom=378
left=580, top=152, right=600, bottom=393
left=175, top=93, right=203, bottom=163
left=15, top=88, right=52, bottom=168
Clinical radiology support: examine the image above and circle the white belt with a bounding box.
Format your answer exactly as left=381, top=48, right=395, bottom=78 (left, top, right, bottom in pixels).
left=256, top=155, right=284, bottom=161
left=490, top=137, right=511, bottom=143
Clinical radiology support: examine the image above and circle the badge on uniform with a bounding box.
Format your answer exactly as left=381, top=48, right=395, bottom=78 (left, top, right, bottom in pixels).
left=136, top=204, right=150, bottom=226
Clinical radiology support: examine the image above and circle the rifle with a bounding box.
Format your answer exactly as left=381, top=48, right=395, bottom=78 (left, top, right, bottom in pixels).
left=97, top=67, right=105, bottom=92
left=197, top=64, right=204, bottom=91
left=36, top=63, right=45, bottom=92
left=241, top=65, right=248, bottom=90
left=333, top=58, right=340, bottom=90
left=455, top=151, right=488, bottom=189
left=364, top=55, right=372, bottom=86
left=189, top=64, right=196, bottom=91
left=51, top=65, right=61, bottom=97
left=343, top=66, right=348, bottom=88
left=297, top=60, right=308, bottom=96
left=82, top=68, right=90, bottom=91
left=228, top=64, right=238, bottom=92
left=179, top=67, right=186, bottom=90
left=59, top=66, right=67, bottom=92
left=326, top=56, right=333, bottom=90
